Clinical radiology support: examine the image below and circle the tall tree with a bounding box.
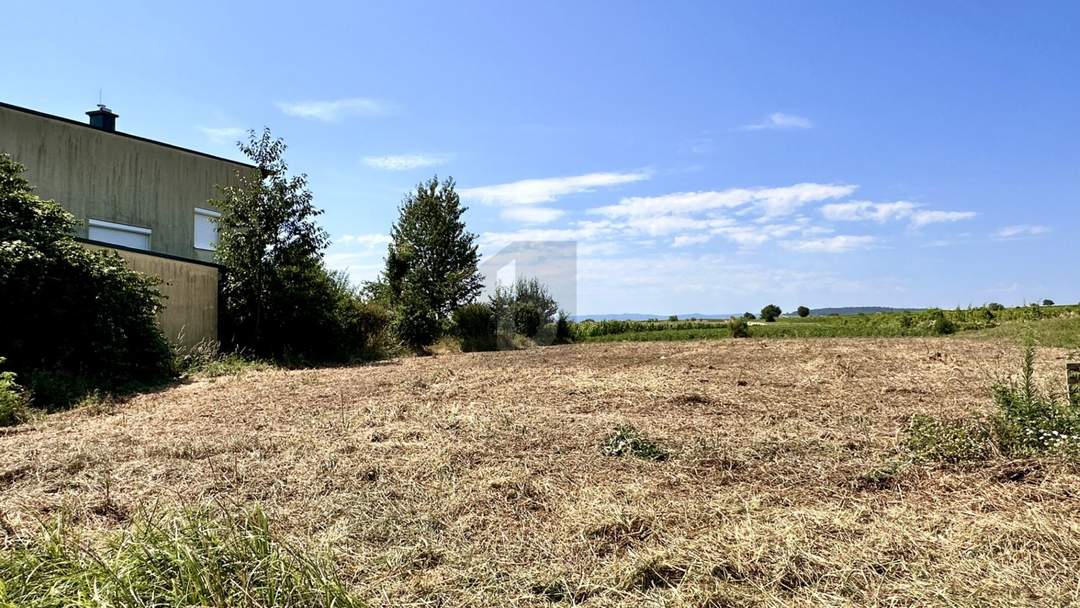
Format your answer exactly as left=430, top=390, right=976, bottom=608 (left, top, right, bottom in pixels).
left=212, top=129, right=330, bottom=357
left=384, top=176, right=482, bottom=347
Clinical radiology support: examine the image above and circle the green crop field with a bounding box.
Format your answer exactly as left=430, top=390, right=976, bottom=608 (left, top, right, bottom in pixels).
left=574, top=304, right=1080, bottom=349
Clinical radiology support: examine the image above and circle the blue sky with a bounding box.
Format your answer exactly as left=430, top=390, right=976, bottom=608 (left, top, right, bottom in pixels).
left=5, top=1, right=1078, bottom=315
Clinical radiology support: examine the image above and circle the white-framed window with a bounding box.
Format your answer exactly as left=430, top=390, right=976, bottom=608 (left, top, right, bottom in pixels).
left=87, top=218, right=151, bottom=250
left=194, top=207, right=221, bottom=251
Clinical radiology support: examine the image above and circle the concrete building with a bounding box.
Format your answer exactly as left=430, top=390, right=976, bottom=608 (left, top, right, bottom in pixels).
left=0, top=101, right=254, bottom=345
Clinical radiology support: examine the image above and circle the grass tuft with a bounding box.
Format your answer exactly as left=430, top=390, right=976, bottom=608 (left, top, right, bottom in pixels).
left=0, top=507, right=362, bottom=608
left=601, top=425, right=670, bottom=461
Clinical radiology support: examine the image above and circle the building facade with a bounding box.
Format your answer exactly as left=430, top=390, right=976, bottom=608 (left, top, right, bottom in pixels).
left=0, top=101, right=253, bottom=345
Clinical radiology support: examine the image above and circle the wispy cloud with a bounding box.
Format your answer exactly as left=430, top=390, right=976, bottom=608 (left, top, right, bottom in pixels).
left=821, top=201, right=918, bottom=222
left=461, top=171, right=650, bottom=206
left=276, top=97, right=388, bottom=122
left=197, top=126, right=245, bottom=144
left=337, top=233, right=391, bottom=247
left=821, top=201, right=975, bottom=227
left=363, top=154, right=449, bottom=171
left=994, top=224, right=1051, bottom=239
left=592, top=183, right=855, bottom=219
left=740, top=112, right=814, bottom=131
left=909, top=210, right=976, bottom=227
left=500, top=206, right=565, bottom=224
left=781, top=235, right=877, bottom=253
left=672, top=234, right=711, bottom=247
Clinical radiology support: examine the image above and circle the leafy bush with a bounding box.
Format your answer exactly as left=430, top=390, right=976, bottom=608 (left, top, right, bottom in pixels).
left=392, top=283, right=442, bottom=351
left=1043, top=299, right=1055, bottom=306
left=0, top=154, right=173, bottom=408
left=0, top=507, right=361, bottom=608
left=760, top=304, right=782, bottom=322
left=797, top=306, right=811, bottom=318
left=743, top=312, right=756, bottom=320
left=489, top=277, right=561, bottom=341
left=554, top=311, right=575, bottom=344
left=0, top=358, right=29, bottom=427
left=729, top=316, right=750, bottom=338
left=453, top=303, right=496, bottom=351
left=926, top=309, right=956, bottom=335
left=602, top=425, right=669, bottom=461
left=987, top=302, right=1006, bottom=311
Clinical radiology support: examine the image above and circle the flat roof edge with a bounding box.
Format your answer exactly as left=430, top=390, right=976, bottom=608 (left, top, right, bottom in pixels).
left=0, top=101, right=258, bottom=170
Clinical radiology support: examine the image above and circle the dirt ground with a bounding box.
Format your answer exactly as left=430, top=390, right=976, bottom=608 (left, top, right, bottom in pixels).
left=2, top=338, right=1079, bottom=607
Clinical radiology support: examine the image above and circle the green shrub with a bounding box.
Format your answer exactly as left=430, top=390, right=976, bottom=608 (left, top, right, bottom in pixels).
left=554, top=311, right=575, bottom=344
left=513, top=302, right=545, bottom=338
left=729, top=316, right=750, bottom=338
left=453, top=303, right=496, bottom=351
left=1043, top=299, right=1055, bottom=306
left=760, top=304, right=782, bottom=323
left=392, top=283, right=442, bottom=351
left=987, top=302, right=1006, bottom=311
left=602, top=425, right=669, bottom=461
left=332, top=283, right=392, bottom=360
left=0, top=154, right=173, bottom=408
left=0, top=507, right=361, bottom=608
left=742, top=312, right=756, bottom=320
left=0, top=358, right=29, bottom=427
left=797, top=306, right=811, bottom=318
left=926, top=309, right=956, bottom=335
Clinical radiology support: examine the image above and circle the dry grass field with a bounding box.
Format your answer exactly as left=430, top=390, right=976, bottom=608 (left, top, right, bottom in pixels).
left=2, top=338, right=1079, bottom=607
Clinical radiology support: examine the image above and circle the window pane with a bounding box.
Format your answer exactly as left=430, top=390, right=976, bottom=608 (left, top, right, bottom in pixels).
left=194, top=210, right=218, bottom=250
left=88, top=222, right=150, bottom=250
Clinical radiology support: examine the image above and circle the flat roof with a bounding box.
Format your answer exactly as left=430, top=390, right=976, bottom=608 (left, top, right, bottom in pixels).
left=0, top=100, right=257, bottom=169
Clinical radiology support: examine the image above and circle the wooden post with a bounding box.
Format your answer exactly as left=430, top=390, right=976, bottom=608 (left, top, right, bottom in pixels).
left=1068, top=362, right=1080, bottom=406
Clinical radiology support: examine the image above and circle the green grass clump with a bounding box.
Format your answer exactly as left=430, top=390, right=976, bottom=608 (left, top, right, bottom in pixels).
left=602, top=425, right=669, bottom=461
left=0, top=358, right=31, bottom=427
left=174, top=340, right=272, bottom=378
left=0, top=508, right=361, bottom=608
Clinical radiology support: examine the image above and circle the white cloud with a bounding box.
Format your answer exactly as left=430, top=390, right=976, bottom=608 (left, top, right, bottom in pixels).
left=994, top=225, right=1051, bottom=239
left=821, top=201, right=918, bottom=222
left=741, top=112, right=814, bottom=131
left=461, top=171, right=650, bottom=206
left=821, top=201, right=975, bottom=227
left=500, top=206, right=565, bottom=224
left=197, top=126, right=245, bottom=144
left=781, top=235, right=877, bottom=253
left=363, top=154, right=448, bottom=171
left=713, top=222, right=804, bottom=247
left=337, top=233, right=391, bottom=247
left=276, top=97, right=388, bottom=122
left=672, top=234, right=711, bottom=247
left=593, top=183, right=855, bottom=219
left=909, top=210, right=976, bottom=227
left=480, top=221, right=613, bottom=249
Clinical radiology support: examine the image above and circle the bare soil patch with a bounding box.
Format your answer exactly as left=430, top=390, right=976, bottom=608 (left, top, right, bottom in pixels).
left=2, top=338, right=1078, bottom=606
